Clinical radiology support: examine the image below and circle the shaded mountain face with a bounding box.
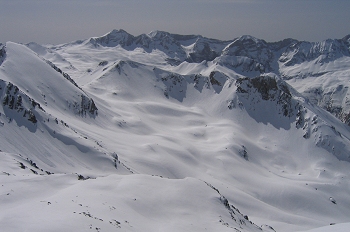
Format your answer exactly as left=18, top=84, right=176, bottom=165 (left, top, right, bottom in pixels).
left=1, top=30, right=350, bottom=232
left=0, top=44, right=5, bottom=65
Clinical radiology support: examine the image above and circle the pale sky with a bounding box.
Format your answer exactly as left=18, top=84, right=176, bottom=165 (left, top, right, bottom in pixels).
left=0, top=0, right=349, bottom=44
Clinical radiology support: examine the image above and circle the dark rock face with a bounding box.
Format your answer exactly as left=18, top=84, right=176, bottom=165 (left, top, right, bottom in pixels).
left=187, top=41, right=219, bottom=63
left=221, top=36, right=276, bottom=74
left=235, top=76, right=300, bottom=127
left=250, top=76, right=279, bottom=101
left=237, top=76, right=287, bottom=100
left=0, top=44, right=6, bottom=65
left=46, top=60, right=81, bottom=90
left=0, top=81, right=43, bottom=124
left=159, top=73, right=187, bottom=101
left=70, top=94, right=98, bottom=116
left=80, top=95, right=98, bottom=115
left=249, top=77, right=294, bottom=118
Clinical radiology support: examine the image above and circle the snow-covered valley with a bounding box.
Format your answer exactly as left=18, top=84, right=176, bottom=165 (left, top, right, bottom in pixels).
left=1, top=30, right=350, bottom=231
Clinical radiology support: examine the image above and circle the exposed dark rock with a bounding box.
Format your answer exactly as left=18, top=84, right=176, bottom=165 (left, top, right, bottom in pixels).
left=236, top=76, right=295, bottom=117
left=1, top=81, right=42, bottom=124
left=18, top=162, right=26, bottom=169
left=0, top=44, right=5, bottom=65
left=45, top=60, right=81, bottom=90
left=98, top=61, right=108, bottom=66
left=204, top=181, right=270, bottom=231
left=82, top=95, right=98, bottom=115
left=187, top=41, right=219, bottom=62
left=209, top=72, right=221, bottom=86
left=239, top=146, right=249, bottom=160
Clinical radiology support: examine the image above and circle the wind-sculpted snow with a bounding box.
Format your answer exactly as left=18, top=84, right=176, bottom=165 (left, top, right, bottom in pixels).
left=1, top=31, right=350, bottom=232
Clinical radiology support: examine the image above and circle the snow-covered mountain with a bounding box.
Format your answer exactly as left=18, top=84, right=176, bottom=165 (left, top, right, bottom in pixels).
left=40, top=30, right=350, bottom=125
left=1, top=30, right=350, bottom=232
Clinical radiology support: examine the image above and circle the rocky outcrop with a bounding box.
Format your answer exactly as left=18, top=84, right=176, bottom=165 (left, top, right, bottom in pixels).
left=236, top=76, right=296, bottom=118
left=45, top=60, right=81, bottom=90
left=221, top=36, right=276, bottom=73
left=0, top=44, right=5, bottom=65
left=0, top=81, right=44, bottom=124
left=69, top=94, right=98, bottom=116
left=80, top=95, right=98, bottom=115
left=302, top=85, right=350, bottom=126
left=45, top=59, right=98, bottom=117
left=187, top=40, right=220, bottom=63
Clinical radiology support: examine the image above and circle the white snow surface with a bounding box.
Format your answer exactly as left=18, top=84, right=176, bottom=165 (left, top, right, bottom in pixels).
left=1, top=31, right=350, bottom=232
left=299, top=222, right=350, bottom=232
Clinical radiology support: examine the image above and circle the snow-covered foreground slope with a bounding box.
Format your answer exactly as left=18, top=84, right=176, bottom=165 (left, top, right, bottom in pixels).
left=300, top=222, right=350, bottom=232
left=1, top=152, right=265, bottom=232
left=1, top=31, right=350, bottom=231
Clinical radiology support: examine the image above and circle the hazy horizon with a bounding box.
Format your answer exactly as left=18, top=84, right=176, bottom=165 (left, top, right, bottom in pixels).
left=0, top=0, right=349, bottom=45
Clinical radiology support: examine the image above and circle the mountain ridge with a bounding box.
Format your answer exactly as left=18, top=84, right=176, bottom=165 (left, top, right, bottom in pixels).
left=1, top=30, right=350, bottom=232
left=73, top=29, right=350, bottom=125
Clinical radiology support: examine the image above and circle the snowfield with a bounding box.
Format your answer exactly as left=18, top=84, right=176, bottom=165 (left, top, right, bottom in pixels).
left=299, top=222, right=350, bottom=232
left=1, top=30, right=350, bottom=231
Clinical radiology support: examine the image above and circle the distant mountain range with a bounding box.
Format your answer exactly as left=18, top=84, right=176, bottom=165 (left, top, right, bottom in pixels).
left=47, top=29, right=350, bottom=125
left=1, top=30, right=350, bottom=232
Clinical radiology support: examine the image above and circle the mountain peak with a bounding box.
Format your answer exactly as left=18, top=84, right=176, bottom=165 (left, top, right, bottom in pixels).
left=236, top=35, right=263, bottom=43
left=147, top=30, right=171, bottom=39
left=106, top=29, right=130, bottom=36
left=90, top=29, right=134, bottom=47
left=342, top=34, right=350, bottom=44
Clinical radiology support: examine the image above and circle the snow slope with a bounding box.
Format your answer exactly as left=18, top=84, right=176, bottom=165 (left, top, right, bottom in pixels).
left=1, top=152, right=265, bottom=232
left=1, top=30, right=350, bottom=232
left=300, top=222, right=350, bottom=232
